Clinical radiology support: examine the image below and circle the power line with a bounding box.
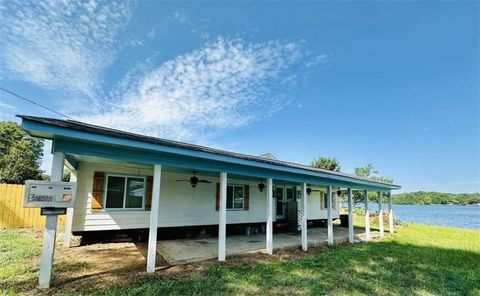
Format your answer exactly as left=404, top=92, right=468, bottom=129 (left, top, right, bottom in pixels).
left=0, top=87, right=73, bottom=120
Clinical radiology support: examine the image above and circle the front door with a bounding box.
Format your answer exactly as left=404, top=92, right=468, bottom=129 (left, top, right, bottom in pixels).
left=275, top=186, right=285, bottom=219
left=275, top=186, right=294, bottom=220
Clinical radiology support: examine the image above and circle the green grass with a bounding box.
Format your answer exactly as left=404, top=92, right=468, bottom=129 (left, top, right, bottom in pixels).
left=0, top=229, right=42, bottom=295
left=1, top=221, right=479, bottom=295
left=94, top=224, right=479, bottom=296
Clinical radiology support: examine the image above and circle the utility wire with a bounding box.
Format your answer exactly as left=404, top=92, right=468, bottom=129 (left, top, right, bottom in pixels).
left=0, top=87, right=73, bottom=120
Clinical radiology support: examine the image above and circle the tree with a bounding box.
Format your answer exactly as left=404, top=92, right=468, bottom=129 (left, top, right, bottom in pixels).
left=310, top=157, right=341, bottom=172
left=354, top=164, right=393, bottom=184
left=0, top=121, right=44, bottom=184
left=352, top=164, right=393, bottom=204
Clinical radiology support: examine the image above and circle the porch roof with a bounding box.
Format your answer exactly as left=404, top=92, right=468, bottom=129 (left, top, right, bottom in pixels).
left=18, top=115, right=400, bottom=191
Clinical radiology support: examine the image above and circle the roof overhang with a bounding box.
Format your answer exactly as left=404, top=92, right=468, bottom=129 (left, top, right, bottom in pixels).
left=19, top=115, right=401, bottom=191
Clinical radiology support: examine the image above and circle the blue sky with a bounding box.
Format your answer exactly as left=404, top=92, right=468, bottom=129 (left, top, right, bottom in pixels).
left=0, top=1, right=478, bottom=193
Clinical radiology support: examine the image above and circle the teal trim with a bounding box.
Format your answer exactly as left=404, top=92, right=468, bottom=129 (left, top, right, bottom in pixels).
left=64, top=154, right=79, bottom=170
left=22, top=119, right=400, bottom=191
left=55, top=139, right=395, bottom=192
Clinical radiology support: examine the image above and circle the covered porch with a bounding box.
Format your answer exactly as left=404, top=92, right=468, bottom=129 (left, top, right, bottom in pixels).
left=157, top=226, right=379, bottom=265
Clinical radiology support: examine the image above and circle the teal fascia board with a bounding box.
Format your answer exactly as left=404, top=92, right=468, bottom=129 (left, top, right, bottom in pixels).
left=54, top=139, right=394, bottom=192
left=64, top=154, right=79, bottom=170
left=22, top=119, right=399, bottom=191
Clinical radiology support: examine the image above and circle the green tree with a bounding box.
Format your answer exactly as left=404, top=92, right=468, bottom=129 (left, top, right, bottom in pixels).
left=423, top=195, right=432, bottom=205
left=392, top=191, right=480, bottom=205
left=310, top=157, right=341, bottom=172
left=0, top=121, right=44, bottom=184
left=354, top=163, right=393, bottom=184
left=353, top=164, right=393, bottom=204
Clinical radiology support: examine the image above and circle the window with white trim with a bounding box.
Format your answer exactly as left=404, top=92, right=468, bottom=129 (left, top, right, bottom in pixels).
left=104, top=175, right=146, bottom=209
left=322, top=192, right=337, bottom=210
left=226, top=184, right=244, bottom=210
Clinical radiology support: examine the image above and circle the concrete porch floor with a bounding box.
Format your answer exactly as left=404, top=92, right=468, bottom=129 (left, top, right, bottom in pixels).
left=157, top=226, right=378, bottom=265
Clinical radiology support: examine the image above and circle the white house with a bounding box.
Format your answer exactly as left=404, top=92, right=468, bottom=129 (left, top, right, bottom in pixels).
left=19, top=115, right=400, bottom=272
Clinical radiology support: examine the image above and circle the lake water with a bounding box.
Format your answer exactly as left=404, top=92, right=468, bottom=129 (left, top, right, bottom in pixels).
left=361, top=204, right=480, bottom=230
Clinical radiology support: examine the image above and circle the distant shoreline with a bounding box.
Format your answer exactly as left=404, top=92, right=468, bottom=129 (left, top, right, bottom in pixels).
left=392, top=191, right=479, bottom=206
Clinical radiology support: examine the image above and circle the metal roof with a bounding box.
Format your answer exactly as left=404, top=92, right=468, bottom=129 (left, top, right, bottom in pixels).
left=17, top=115, right=400, bottom=189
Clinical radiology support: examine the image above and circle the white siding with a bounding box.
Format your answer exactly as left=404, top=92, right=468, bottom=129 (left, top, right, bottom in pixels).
left=73, top=162, right=340, bottom=232
left=73, top=163, right=266, bottom=232
left=307, top=188, right=340, bottom=220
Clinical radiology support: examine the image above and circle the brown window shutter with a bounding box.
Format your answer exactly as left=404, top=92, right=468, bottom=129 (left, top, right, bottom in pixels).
left=244, top=185, right=250, bottom=210
left=92, top=172, right=105, bottom=211
left=215, top=182, right=220, bottom=211
left=145, top=176, right=153, bottom=211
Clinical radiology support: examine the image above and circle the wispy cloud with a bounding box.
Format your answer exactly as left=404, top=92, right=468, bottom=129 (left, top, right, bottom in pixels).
left=305, top=53, right=329, bottom=68
left=0, top=101, right=15, bottom=110
left=0, top=2, right=326, bottom=144
left=0, top=0, right=131, bottom=105
left=147, top=28, right=156, bottom=39
left=166, top=9, right=211, bottom=40
left=170, top=9, right=189, bottom=24
left=0, top=100, right=16, bottom=121
left=79, top=37, right=304, bottom=141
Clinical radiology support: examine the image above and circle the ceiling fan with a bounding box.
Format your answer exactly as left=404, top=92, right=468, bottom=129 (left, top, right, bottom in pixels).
left=176, top=171, right=212, bottom=188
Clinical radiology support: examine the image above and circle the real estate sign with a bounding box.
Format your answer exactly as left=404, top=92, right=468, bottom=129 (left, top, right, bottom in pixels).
left=23, top=180, right=77, bottom=208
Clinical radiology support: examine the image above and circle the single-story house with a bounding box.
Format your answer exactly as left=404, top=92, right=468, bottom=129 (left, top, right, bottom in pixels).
left=19, top=115, right=400, bottom=272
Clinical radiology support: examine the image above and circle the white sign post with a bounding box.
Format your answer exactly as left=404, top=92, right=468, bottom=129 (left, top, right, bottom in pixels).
left=23, top=180, right=77, bottom=289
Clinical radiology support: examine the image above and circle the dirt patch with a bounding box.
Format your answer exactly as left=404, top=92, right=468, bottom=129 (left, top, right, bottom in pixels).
left=10, top=229, right=168, bottom=295
left=12, top=228, right=358, bottom=295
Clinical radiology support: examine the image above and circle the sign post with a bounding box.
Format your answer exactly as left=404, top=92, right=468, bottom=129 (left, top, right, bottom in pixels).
left=23, top=180, right=76, bottom=289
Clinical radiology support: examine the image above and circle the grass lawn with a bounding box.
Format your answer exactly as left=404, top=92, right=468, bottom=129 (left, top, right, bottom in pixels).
left=1, top=219, right=479, bottom=295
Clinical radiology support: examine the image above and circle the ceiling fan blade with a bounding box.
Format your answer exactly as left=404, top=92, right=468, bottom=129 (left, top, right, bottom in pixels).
left=197, top=180, right=212, bottom=183
left=176, top=179, right=190, bottom=182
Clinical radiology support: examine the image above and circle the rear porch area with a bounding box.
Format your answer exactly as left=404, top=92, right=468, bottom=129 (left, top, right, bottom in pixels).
left=157, top=225, right=378, bottom=265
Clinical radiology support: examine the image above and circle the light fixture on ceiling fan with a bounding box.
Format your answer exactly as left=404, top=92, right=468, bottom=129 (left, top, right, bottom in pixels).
left=306, top=186, right=321, bottom=196
left=176, top=171, right=212, bottom=188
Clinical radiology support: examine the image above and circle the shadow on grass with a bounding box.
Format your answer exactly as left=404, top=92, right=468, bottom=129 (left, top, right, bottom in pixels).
left=92, top=241, right=480, bottom=296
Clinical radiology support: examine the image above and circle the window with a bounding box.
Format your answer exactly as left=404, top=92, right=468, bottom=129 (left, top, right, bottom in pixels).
left=104, top=174, right=146, bottom=209
left=321, top=193, right=337, bottom=210
left=227, top=184, right=244, bottom=210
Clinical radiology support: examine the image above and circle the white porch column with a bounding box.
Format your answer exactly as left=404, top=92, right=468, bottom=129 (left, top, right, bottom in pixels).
left=38, top=152, right=64, bottom=289
left=347, top=188, right=354, bottom=244
left=218, top=172, right=227, bottom=261
left=63, top=169, right=77, bottom=248
left=327, top=185, right=333, bottom=245
left=378, top=191, right=384, bottom=238
left=147, top=164, right=161, bottom=273
left=388, top=192, right=394, bottom=234
left=364, top=190, right=370, bottom=241
left=301, top=183, right=308, bottom=251
left=266, top=178, right=273, bottom=255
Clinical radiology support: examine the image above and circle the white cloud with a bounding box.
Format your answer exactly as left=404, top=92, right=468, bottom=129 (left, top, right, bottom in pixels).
left=171, top=10, right=189, bottom=24
left=0, top=0, right=131, bottom=105
left=147, top=28, right=156, bottom=39
left=79, top=37, right=303, bottom=141
left=0, top=101, right=15, bottom=110
left=0, top=100, right=17, bottom=121
left=305, top=53, right=329, bottom=68
left=127, top=39, right=145, bottom=47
